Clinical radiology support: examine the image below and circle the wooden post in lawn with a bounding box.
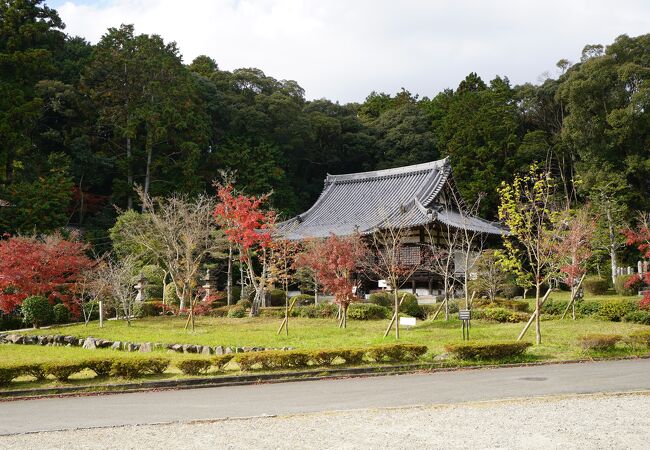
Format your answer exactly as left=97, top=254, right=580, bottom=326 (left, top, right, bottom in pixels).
left=561, top=273, right=587, bottom=320
left=277, top=297, right=298, bottom=335
left=383, top=293, right=407, bottom=338
left=99, top=300, right=104, bottom=328
left=516, top=288, right=552, bottom=341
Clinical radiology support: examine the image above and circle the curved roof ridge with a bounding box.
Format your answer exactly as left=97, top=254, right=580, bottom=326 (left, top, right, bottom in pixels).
left=326, top=157, right=448, bottom=183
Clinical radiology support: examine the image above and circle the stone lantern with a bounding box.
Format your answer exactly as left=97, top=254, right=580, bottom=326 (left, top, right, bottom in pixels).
left=202, top=269, right=216, bottom=302
left=134, top=273, right=148, bottom=302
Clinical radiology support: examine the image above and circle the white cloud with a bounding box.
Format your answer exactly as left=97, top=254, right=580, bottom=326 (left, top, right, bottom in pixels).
left=52, top=0, right=650, bottom=103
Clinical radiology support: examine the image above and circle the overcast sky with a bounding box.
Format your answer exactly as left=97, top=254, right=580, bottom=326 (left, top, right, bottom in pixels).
left=48, top=0, right=650, bottom=103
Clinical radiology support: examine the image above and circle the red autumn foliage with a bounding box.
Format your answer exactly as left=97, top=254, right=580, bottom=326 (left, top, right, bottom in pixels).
left=623, top=219, right=650, bottom=308
left=555, top=209, right=596, bottom=287
left=214, top=184, right=274, bottom=255
left=297, top=234, right=367, bottom=310
left=0, top=235, right=94, bottom=315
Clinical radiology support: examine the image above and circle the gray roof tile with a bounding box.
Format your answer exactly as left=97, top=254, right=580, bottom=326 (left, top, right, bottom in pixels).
left=277, top=158, right=505, bottom=239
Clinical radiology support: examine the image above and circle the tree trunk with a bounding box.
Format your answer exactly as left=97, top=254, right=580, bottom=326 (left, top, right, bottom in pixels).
left=226, top=245, right=233, bottom=306
left=126, top=135, right=133, bottom=210
left=535, top=282, right=541, bottom=345
left=142, top=129, right=153, bottom=212
left=607, top=207, right=618, bottom=285
left=394, top=289, right=400, bottom=339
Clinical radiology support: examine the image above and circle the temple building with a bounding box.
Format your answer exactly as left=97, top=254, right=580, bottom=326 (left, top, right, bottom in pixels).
left=278, top=158, right=505, bottom=301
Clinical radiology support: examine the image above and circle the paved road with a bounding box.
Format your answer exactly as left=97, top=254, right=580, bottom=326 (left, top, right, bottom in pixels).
left=1, top=359, right=649, bottom=435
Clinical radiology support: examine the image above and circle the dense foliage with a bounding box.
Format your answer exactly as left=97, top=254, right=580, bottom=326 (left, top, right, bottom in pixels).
left=2, top=1, right=649, bottom=271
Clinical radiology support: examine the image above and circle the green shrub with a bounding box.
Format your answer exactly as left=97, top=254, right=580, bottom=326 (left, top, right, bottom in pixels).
left=291, top=294, right=315, bottom=306
left=583, top=276, right=610, bottom=295
left=237, top=299, right=252, bottom=309
left=22, top=363, right=46, bottom=380
left=308, top=349, right=341, bottom=366
left=447, top=300, right=460, bottom=314
left=294, top=303, right=338, bottom=318
left=337, top=348, right=365, bottom=365
left=227, top=306, right=247, bottom=318
left=444, top=341, right=532, bottom=360
left=577, top=334, right=622, bottom=350
left=53, top=303, right=71, bottom=324
left=481, top=307, right=529, bottom=323
left=419, top=304, right=438, bottom=319
left=267, top=289, right=286, bottom=307
left=43, top=362, right=84, bottom=381
left=234, top=350, right=310, bottom=371
left=176, top=358, right=212, bottom=375
left=211, top=305, right=235, bottom=317
left=541, top=299, right=568, bottom=316
left=347, top=303, right=390, bottom=320
left=21, top=296, right=54, bottom=328
left=598, top=299, right=638, bottom=322
left=110, top=357, right=170, bottom=378
left=577, top=300, right=601, bottom=316
left=623, top=310, right=650, bottom=325
left=163, top=283, right=180, bottom=306
left=259, top=307, right=286, bottom=318
left=212, top=354, right=235, bottom=370
left=0, top=365, right=22, bottom=386
left=627, top=330, right=650, bottom=347
left=399, top=293, right=423, bottom=318
left=501, top=284, right=523, bottom=299
left=614, top=275, right=637, bottom=296
left=133, top=301, right=162, bottom=318
left=366, top=344, right=428, bottom=362
left=368, top=292, right=392, bottom=308
left=85, top=359, right=113, bottom=377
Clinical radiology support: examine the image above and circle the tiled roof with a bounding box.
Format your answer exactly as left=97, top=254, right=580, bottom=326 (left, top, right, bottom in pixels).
left=277, top=158, right=505, bottom=239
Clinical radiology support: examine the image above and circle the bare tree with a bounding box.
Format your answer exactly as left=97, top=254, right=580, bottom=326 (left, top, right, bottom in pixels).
left=100, top=256, right=138, bottom=326
left=425, top=203, right=462, bottom=321
left=471, top=249, right=509, bottom=302
left=115, top=188, right=227, bottom=331
left=366, top=213, right=422, bottom=339
left=74, top=261, right=111, bottom=325
left=449, top=189, right=487, bottom=308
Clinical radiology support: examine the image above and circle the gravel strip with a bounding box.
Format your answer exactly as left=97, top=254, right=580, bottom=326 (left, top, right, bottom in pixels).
left=1, top=392, right=649, bottom=449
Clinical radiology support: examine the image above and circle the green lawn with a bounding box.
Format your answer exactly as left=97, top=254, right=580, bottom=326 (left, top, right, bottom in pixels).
left=3, top=292, right=648, bottom=392
left=14, top=313, right=650, bottom=362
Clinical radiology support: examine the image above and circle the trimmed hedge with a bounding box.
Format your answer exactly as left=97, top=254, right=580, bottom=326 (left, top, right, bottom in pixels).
left=583, top=276, right=610, bottom=295
left=347, top=303, right=390, bottom=320
left=365, top=344, right=428, bottom=362
left=227, top=306, right=247, bottom=318
left=577, top=334, right=621, bottom=351
left=43, top=362, right=85, bottom=381
left=598, top=299, right=638, bottom=322
left=368, top=292, right=392, bottom=308
left=176, top=358, right=212, bottom=375
left=444, top=341, right=532, bottom=360
left=293, top=303, right=338, bottom=319
left=540, top=299, right=569, bottom=316
left=577, top=300, right=601, bottom=316
left=85, top=359, right=113, bottom=377
left=110, top=357, right=170, bottom=378
left=480, top=307, right=529, bottom=323
left=623, top=310, right=650, bottom=325
left=267, top=289, right=286, bottom=307
left=212, top=354, right=235, bottom=370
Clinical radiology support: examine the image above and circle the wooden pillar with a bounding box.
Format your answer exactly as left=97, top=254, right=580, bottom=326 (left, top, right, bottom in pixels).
left=428, top=277, right=433, bottom=295
left=411, top=279, right=416, bottom=294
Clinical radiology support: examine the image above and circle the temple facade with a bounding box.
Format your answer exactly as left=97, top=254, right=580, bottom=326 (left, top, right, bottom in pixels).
left=277, top=158, right=505, bottom=301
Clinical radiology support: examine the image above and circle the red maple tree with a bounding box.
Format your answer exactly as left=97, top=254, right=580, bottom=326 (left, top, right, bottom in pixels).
left=297, top=234, right=367, bottom=328
left=0, top=235, right=94, bottom=315
left=555, top=209, right=596, bottom=287
left=214, top=184, right=275, bottom=315
left=623, top=217, right=650, bottom=309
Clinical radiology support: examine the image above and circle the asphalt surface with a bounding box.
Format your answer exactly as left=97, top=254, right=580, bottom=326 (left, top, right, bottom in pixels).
left=1, top=358, right=649, bottom=435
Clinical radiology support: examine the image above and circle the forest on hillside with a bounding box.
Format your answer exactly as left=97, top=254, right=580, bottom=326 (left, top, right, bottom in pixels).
left=1, top=1, right=649, bottom=266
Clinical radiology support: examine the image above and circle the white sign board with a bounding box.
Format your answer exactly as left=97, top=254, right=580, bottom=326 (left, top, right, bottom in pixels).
left=399, top=317, right=416, bottom=327
left=378, top=280, right=388, bottom=289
